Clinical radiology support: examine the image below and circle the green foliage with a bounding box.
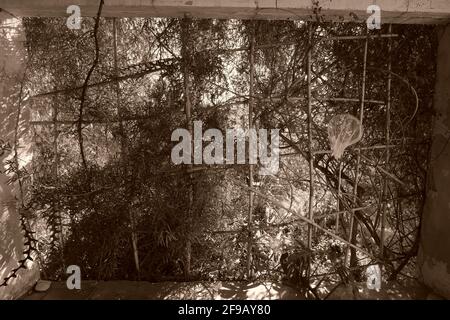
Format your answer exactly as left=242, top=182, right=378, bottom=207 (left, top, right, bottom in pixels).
left=19, top=16, right=437, bottom=294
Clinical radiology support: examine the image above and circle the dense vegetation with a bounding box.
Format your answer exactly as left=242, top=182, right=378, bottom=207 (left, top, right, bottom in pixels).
left=1, top=12, right=437, bottom=298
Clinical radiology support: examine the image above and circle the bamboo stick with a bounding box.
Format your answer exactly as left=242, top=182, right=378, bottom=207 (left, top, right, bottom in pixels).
left=236, top=182, right=378, bottom=261
left=29, top=115, right=156, bottom=125
left=381, top=25, right=392, bottom=260
left=212, top=34, right=398, bottom=54
left=260, top=96, right=385, bottom=105
left=52, top=94, right=66, bottom=273
left=306, top=23, right=314, bottom=278
left=346, top=32, right=369, bottom=268
left=267, top=205, right=374, bottom=229
left=313, top=144, right=397, bottom=155
left=360, top=154, right=405, bottom=186
left=113, top=18, right=140, bottom=279
left=246, top=22, right=256, bottom=280
left=336, top=161, right=342, bottom=233
left=181, top=16, right=193, bottom=280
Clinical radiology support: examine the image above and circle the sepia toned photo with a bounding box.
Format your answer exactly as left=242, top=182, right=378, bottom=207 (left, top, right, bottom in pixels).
left=0, top=0, right=449, bottom=305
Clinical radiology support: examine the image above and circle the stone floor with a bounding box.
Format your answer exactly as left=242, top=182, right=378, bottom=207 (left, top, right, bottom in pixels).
left=22, top=281, right=302, bottom=300
left=21, top=279, right=438, bottom=300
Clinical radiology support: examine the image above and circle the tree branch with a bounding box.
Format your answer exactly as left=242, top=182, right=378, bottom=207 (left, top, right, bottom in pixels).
left=77, top=0, right=104, bottom=171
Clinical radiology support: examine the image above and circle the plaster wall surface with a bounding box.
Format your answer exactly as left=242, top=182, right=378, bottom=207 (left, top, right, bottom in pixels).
left=418, top=25, right=450, bottom=299
left=0, top=13, right=39, bottom=300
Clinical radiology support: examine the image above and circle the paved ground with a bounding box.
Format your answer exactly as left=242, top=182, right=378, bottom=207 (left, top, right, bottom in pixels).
left=21, top=279, right=437, bottom=300
left=22, top=281, right=303, bottom=300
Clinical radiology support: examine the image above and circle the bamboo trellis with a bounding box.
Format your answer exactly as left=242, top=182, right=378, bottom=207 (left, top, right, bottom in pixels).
left=241, top=22, right=400, bottom=282
left=28, top=17, right=419, bottom=289
left=299, top=25, right=400, bottom=275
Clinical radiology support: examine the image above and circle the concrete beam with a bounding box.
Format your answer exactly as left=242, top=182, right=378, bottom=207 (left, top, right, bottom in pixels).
left=1, top=0, right=450, bottom=24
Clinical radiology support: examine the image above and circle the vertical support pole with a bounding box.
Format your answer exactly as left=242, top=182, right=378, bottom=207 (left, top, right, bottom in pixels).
left=346, top=32, right=368, bottom=268
left=246, top=21, right=256, bottom=280
left=336, top=161, right=342, bottom=233
left=181, top=16, right=193, bottom=280
left=113, top=18, right=126, bottom=155
left=52, top=103, right=58, bottom=186
left=113, top=18, right=140, bottom=278
left=307, top=23, right=314, bottom=277
left=380, top=24, right=392, bottom=260
left=52, top=98, right=65, bottom=272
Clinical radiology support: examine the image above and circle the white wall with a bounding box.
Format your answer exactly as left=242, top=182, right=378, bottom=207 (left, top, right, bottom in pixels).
left=0, top=14, right=39, bottom=300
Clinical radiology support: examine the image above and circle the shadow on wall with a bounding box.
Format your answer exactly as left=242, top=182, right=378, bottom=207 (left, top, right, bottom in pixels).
left=0, top=14, right=39, bottom=300
left=0, top=155, right=39, bottom=299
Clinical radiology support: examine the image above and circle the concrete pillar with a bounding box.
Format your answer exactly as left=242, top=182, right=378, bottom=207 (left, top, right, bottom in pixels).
left=0, top=13, right=39, bottom=300
left=418, top=25, right=450, bottom=299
